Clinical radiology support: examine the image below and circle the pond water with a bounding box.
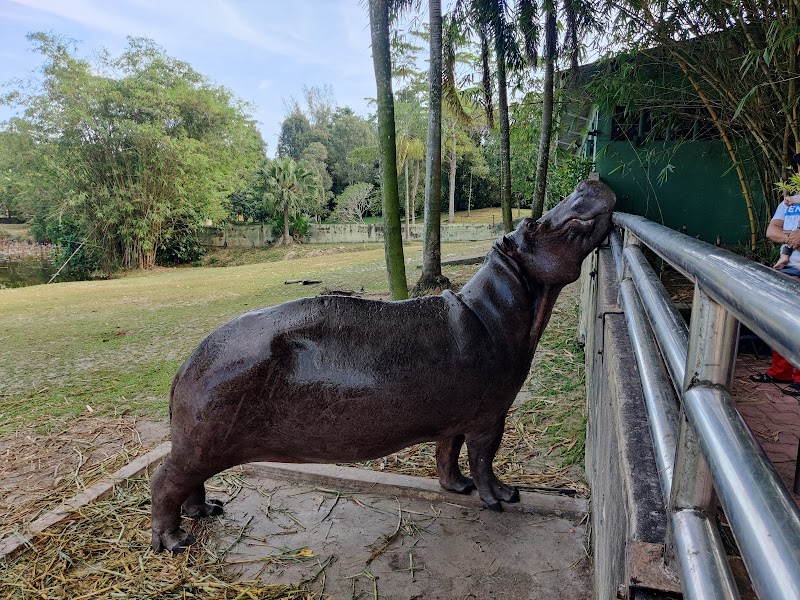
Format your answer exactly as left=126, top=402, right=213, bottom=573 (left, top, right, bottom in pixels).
left=0, top=241, right=84, bottom=288
left=0, top=256, right=62, bottom=288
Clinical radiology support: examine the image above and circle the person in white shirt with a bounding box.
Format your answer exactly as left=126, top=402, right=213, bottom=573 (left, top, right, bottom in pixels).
left=750, top=152, right=800, bottom=396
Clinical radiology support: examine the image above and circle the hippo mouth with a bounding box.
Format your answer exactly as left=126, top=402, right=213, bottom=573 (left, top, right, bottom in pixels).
left=567, top=217, right=596, bottom=235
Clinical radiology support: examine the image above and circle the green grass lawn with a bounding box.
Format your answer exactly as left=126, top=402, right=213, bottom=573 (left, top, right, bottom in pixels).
left=0, top=240, right=494, bottom=435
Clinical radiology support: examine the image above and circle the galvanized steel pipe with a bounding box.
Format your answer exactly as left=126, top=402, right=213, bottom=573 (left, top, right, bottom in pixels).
left=618, top=278, right=680, bottom=497
left=683, top=385, right=800, bottom=599
left=613, top=212, right=800, bottom=369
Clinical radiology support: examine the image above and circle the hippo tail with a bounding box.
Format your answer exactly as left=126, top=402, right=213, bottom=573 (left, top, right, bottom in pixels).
left=168, top=375, right=177, bottom=422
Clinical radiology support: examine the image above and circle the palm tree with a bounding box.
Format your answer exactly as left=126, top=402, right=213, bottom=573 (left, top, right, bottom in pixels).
left=262, top=157, right=318, bottom=246
left=528, top=0, right=597, bottom=219
left=530, top=3, right=555, bottom=219
left=414, top=0, right=451, bottom=294
left=369, top=0, right=409, bottom=300
left=395, top=101, right=426, bottom=239
left=442, top=14, right=475, bottom=224
left=461, top=0, right=519, bottom=233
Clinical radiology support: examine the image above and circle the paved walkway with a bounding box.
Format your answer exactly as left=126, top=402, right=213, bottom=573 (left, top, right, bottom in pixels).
left=215, top=463, right=593, bottom=599
left=733, top=352, right=800, bottom=503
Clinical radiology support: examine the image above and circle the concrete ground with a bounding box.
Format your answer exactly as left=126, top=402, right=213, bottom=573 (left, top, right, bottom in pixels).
left=211, top=463, right=592, bottom=599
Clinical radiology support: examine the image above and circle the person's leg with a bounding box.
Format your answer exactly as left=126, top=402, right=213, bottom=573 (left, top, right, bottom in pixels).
left=767, top=351, right=796, bottom=381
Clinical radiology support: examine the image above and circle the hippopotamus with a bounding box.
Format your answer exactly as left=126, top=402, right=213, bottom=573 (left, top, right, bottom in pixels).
left=150, top=179, right=615, bottom=552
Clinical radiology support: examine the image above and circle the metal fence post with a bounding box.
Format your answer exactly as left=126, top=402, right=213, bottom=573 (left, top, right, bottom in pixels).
left=667, top=285, right=740, bottom=599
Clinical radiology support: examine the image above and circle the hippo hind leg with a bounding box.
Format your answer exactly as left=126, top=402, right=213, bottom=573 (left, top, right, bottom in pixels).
left=465, top=421, right=520, bottom=511
left=150, top=457, right=220, bottom=553
left=436, top=435, right=475, bottom=494
left=182, top=484, right=224, bottom=518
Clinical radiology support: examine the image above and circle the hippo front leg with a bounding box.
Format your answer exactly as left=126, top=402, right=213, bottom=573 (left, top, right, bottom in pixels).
left=466, top=421, right=520, bottom=511
left=436, top=435, right=475, bottom=494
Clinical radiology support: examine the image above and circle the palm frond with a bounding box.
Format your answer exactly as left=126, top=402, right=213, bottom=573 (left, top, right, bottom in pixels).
left=516, top=0, right=541, bottom=66
left=442, top=14, right=472, bottom=126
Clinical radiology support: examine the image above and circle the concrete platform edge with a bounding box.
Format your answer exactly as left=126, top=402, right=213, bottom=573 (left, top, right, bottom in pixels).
left=243, top=462, right=589, bottom=519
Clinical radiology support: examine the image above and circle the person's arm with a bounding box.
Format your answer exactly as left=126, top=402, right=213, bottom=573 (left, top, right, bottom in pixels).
left=768, top=219, right=800, bottom=248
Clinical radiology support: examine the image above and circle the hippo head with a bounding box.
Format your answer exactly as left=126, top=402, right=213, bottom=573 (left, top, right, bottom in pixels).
left=499, top=179, right=616, bottom=286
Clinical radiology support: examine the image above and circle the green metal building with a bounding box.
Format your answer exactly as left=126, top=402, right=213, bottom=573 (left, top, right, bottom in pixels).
left=557, top=63, right=769, bottom=248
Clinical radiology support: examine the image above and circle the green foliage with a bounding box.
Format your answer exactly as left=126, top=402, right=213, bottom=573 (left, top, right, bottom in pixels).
left=257, top=156, right=321, bottom=244
left=776, top=173, right=800, bottom=197
left=1, top=33, right=265, bottom=272
left=268, top=212, right=310, bottom=241
left=277, top=109, right=313, bottom=159
left=546, top=151, right=593, bottom=210
left=327, top=108, right=379, bottom=194
left=598, top=0, right=800, bottom=240
left=156, top=221, right=206, bottom=266
left=32, top=213, right=105, bottom=275
left=331, top=182, right=380, bottom=222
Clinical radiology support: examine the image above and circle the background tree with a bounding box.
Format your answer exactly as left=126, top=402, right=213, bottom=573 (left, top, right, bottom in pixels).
left=529, top=0, right=598, bottom=219
left=301, top=141, right=334, bottom=220
left=331, top=182, right=380, bottom=223
left=0, top=119, right=43, bottom=220
left=415, top=0, right=451, bottom=294
left=394, top=99, right=427, bottom=237
left=327, top=108, right=379, bottom=195
left=277, top=109, right=313, bottom=159
left=1, top=33, right=264, bottom=272
left=463, top=0, right=519, bottom=233
left=260, top=156, right=321, bottom=245
left=369, top=0, right=409, bottom=300
left=530, top=2, right=555, bottom=219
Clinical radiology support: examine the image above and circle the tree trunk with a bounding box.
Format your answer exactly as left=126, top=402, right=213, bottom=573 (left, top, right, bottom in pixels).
left=414, top=0, right=449, bottom=294
left=369, top=0, right=408, bottom=300
left=496, top=25, right=513, bottom=233
left=449, top=128, right=456, bottom=224
left=531, top=7, right=556, bottom=220
left=405, top=159, right=410, bottom=240
left=468, top=171, right=472, bottom=216
left=282, top=202, right=293, bottom=245
left=411, top=159, right=420, bottom=225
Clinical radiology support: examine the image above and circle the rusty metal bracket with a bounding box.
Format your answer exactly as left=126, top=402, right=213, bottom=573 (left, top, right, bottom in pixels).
left=624, top=541, right=682, bottom=597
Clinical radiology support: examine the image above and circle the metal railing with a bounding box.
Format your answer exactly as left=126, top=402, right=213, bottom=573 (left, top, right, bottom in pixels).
left=608, top=212, right=800, bottom=600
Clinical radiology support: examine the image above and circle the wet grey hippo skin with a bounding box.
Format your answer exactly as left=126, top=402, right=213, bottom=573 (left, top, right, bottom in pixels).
left=150, top=179, right=615, bottom=552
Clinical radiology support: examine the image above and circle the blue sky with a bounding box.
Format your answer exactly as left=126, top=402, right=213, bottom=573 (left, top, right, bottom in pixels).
left=0, top=0, right=389, bottom=154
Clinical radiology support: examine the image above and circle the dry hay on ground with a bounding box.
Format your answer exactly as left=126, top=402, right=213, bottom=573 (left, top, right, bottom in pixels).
left=0, top=415, right=166, bottom=541
left=0, top=477, right=316, bottom=600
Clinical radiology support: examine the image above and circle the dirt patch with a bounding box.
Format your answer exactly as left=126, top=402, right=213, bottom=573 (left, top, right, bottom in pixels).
left=0, top=414, right=167, bottom=540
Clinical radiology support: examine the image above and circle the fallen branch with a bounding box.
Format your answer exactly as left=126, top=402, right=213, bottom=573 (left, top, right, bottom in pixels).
left=284, top=279, right=322, bottom=285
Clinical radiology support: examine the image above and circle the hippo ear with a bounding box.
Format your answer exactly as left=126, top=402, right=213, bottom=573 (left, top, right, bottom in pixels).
left=500, top=234, right=517, bottom=253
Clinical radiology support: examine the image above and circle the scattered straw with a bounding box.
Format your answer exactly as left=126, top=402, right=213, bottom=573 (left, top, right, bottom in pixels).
left=0, top=415, right=166, bottom=541
left=1, top=477, right=316, bottom=599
